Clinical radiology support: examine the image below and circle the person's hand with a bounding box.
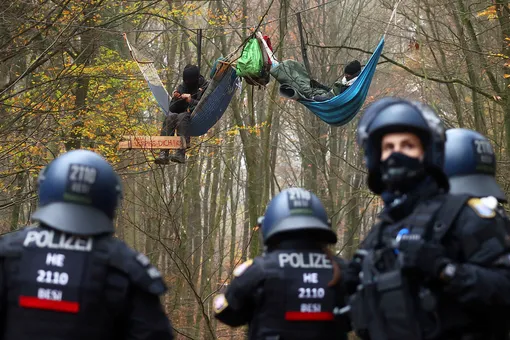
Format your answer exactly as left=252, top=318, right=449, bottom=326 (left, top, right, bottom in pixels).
left=399, top=238, right=450, bottom=279
left=181, top=93, right=191, bottom=102
left=172, top=91, right=181, bottom=98
left=344, top=259, right=362, bottom=295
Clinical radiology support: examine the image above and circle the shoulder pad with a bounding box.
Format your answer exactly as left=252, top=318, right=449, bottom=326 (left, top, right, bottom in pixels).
left=233, top=259, right=253, bottom=277
left=467, top=197, right=497, bottom=219
left=0, top=226, right=36, bottom=257
left=108, top=239, right=167, bottom=296
left=213, top=293, right=229, bottom=314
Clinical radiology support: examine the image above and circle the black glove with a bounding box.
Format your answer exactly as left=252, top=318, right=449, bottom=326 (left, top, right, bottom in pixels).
left=344, top=258, right=362, bottom=294
left=399, top=239, right=450, bottom=278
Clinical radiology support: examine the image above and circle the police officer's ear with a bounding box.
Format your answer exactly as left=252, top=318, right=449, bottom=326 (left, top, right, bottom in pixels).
left=36, top=165, right=49, bottom=191
left=256, top=216, right=267, bottom=255
left=257, top=216, right=264, bottom=228
left=114, top=173, right=124, bottom=209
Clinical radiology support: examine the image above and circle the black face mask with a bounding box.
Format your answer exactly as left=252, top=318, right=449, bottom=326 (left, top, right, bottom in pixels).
left=380, top=152, right=426, bottom=194
left=183, top=81, right=198, bottom=94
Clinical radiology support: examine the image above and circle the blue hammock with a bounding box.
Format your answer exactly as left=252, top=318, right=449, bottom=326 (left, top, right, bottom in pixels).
left=188, top=62, right=239, bottom=136
left=278, top=37, right=385, bottom=126
left=124, top=35, right=238, bottom=137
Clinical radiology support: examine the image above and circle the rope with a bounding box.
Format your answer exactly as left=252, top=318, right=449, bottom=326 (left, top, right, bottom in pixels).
left=125, top=0, right=278, bottom=69
left=224, top=0, right=337, bottom=64
left=384, top=0, right=403, bottom=36
left=224, top=0, right=277, bottom=63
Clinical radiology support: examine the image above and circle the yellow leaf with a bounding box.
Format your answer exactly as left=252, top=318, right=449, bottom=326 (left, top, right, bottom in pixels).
left=504, top=74, right=510, bottom=78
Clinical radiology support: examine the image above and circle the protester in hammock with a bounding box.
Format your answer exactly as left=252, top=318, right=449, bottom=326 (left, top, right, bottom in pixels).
left=270, top=59, right=361, bottom=102
left=155, top=64, right=209, bottom=165
left=313, top=60, right=361, bottom=101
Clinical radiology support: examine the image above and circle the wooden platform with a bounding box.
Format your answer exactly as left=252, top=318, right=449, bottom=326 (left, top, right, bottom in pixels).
left=118, top=136, right=185, bottom=150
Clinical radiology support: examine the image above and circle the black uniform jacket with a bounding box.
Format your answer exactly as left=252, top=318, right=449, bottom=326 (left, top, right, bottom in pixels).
left=214, top=240, right=350, bottom=340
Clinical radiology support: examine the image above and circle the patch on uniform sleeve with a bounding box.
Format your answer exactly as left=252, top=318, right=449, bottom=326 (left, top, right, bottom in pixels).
left=233, top=259, right=253, bottom=277
left=467, top=197, right=497, bottom=218
left=134, top=252, right=162, bottom=279
left=147, top=266, right=162, bottom=279
left=136, top=252, right=151, bottom=267
left=213, top=294, right=229, bottom=314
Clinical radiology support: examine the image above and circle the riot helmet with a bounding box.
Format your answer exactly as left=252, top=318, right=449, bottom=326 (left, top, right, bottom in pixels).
left=356, top=97, right=448, bottom=194
left=32, top=149, right=123, bottom=236
left=260, top=188, right=336, bottom=246
left=444, top=128, right=506, bottom=202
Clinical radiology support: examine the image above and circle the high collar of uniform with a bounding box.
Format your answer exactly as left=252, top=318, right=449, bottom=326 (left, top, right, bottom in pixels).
left=381, top=176, right=442, bottom=221
left=267, top=238, right=323, bottom=252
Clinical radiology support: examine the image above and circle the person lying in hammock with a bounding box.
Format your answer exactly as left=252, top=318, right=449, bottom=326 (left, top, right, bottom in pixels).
left=270, top=59, right=361, bottom=102
left=313, top=60, right=361, bottom=101
left=155, top=64, right=209, bottom=165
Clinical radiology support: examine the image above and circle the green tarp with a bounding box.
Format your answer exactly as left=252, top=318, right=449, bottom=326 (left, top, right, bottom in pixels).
left=236, top=38, right=264, bottom=78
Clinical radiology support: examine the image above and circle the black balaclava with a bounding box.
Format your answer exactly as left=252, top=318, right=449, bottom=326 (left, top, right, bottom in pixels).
left=182, top=64, right=200, bottom=91
left=380, top=152, right=426, bottom=194
left=379, top=131, right=428, bottom=195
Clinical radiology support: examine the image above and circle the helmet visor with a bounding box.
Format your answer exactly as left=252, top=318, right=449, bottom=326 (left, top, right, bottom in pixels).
left=266, top=215, right=337, bottom=244
left=32, top=202, right=114, bottom=236
left=449, top=174, right=507, bottom=203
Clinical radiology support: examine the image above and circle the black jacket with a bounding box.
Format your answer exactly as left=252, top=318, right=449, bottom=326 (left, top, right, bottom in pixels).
left=0, top=225, right=174, bottom=340
left=214, top=240, right=350, bottom=340
left=352, top=180, right=510, bottom=340
left=168, top=75, right=209, bottom=114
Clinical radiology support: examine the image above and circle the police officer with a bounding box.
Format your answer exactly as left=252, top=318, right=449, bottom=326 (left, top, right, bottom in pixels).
left=444, top=127, right=507, bottom=202
left=0, top=150, right=174, bottom=339
left=444, top=129, right=510, bottom=338
left=213, top=187, right=350, bottom=339
left=347, top=98, right=510, bottom=340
